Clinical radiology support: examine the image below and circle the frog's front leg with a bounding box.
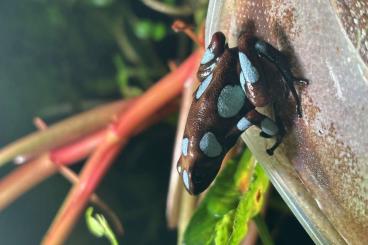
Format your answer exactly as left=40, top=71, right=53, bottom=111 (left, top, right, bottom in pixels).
left=253, top=39, right=308, bottom=117
left=245, top=109, right=285, bottom=155
left=225, top=107, right=284, bottom=156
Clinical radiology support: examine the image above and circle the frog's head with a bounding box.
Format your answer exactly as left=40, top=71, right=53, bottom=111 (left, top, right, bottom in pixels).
left=176, top=134, right=224, bottom=195
left=200, top=31, right=227, bottom=64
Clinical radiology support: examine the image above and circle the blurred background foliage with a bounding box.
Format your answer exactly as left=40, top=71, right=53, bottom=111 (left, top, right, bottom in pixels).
left=0, top=0, right=311, bottom=244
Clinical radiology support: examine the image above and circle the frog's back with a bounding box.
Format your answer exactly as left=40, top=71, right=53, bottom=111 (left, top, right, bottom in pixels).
left=186, top=47, right=254, bottom=141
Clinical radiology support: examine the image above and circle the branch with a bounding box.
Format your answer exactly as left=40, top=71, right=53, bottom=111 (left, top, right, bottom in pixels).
left=0, top=100, right=134, bottom=167
left=42, top=50, right=201, bottom=245
left=0, top=154, right=57, bottom=211
left=0, top=99, right=178, bottom=211
left=58, top=166, right=124, bottom=236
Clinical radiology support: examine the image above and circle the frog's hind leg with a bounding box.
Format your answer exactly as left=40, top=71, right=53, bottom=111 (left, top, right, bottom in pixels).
left=253, top=40, right=308, bottom=117
left=245, top=109, right=285, bottom=155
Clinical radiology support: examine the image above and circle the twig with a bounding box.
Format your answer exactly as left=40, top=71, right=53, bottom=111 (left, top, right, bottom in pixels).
left=50, top=129, right=108, bottom=166
left=44, top=141, right=124, bottom=245
left=0, top=154, right=57, bottom=211
left=141, top=0, right=193, bottom=16
left=58, top=166, right=124, bottom=236
left=112, top=17, right=141, bottom=65
left=33, top=117, right=48, bottom=130
left=172, top=20, right=202, bottom=47
left=33, top=118, right=125, bottom=236
left=0, top=100, right=134, bottom=167
left=0, top=99, right=178, bottom=211
left=0, top=101, right=178, bottom=212
left=168, top=60, right=178, bottom=71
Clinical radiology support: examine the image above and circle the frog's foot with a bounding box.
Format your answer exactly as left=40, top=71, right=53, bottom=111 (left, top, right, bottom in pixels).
left=260, top=131, right=273, bottom=138
left=246, top=110, right=284, bottom=155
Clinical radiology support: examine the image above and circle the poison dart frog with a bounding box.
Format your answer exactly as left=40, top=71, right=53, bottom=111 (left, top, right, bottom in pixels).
left=177, top=31, right=308, bottom=195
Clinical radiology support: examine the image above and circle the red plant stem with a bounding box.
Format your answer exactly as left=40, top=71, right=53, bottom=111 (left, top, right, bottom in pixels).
left=58, top=165, right=124, bottom=235
left=50, top=129, right=108, bottom=166
left=0, top=100, right=134, bottom=167
left=115, top=53, right=200, bottom=137
left=0, top=99, right=179, bottom=212
left=42, top=50, right=201, bottom=245
left=50, top=99, right=179, bottom=166
left=0, top=129, right=111, bottom=211
left=0, top=154, right=57, bottom=211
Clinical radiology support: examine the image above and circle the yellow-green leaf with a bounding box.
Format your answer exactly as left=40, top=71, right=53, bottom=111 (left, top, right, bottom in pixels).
left=182, top=149, right=270, bottom=245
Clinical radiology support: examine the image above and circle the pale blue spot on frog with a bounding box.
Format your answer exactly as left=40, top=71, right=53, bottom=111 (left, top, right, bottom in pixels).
left=237, top=117, right=252, bottom=131
left=200, top=48, right=215, bottom=64
left=182, top=170, right=190, bottom=190
left=196, top=73, right=213, bottom=99
left=199, top=132, right=222, bottom=157
left=217, top=85, right=245, bottom=118
left=182, top=138, right=189, bottom=156
left=240, top=71, right=246, bottom=92
left=261, top=118, right=279, bottom=136
left=239, top=52, right=259, bottom=83
left=201, top=63, right=217, bottom=78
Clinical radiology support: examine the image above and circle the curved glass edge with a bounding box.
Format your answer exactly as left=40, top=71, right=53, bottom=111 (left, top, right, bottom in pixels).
left=205, top=1, right=346, bottom=244
left=242, top=131, right=345, bottom=245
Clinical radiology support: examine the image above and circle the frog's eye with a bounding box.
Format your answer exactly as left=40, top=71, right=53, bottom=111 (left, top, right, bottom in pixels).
left=200, top=32, right=226, bottom=64
left=196, top=32, right=228, bottom=96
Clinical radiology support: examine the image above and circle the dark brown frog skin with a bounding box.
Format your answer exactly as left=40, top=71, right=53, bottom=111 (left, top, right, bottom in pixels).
left=177, top=31, right=306, bottom=195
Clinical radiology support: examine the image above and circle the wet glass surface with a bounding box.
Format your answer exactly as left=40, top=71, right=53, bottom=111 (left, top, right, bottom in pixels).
left=206, top=0, right=368, bottom=244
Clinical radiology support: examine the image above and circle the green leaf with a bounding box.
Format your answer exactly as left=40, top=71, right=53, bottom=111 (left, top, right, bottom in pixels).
left=114, top=55, right=129, bottom=87
left=152, top=23, right=166, bottom=41
left=134, top=20, right=167, bottom=41
left=182, top=149, right=270, bottom=245
left=86, top=207, right=105, bottom=237
left=227, top=166, right=269, bottom=245
left=85, top=207, right=119, bottom=245
left=135, top=20, right=153, bottom=39
left=213, top=210, right=235, bottom=244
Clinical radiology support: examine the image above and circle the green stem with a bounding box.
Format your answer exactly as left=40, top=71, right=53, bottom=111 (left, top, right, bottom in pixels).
left=105, top=226, right=119, bottom=245
left=253, top=214, right=274, bottom=245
